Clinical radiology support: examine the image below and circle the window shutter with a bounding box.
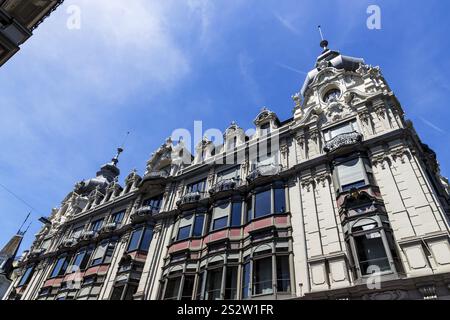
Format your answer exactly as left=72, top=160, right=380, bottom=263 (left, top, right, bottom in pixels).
left=213, top=202, right=231, bottom=220
left=337, top=158, right=365, bottom=187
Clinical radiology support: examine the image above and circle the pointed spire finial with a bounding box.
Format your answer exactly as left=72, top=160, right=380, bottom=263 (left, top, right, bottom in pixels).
left=318, top=25, right=329, bottom=51
left=112, top=131, right=130, bottom=166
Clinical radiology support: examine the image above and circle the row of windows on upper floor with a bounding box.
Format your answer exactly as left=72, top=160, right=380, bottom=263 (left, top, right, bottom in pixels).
left=18, top=224, right=154, bottom=288
left=58, top=148, right=375, bottom=248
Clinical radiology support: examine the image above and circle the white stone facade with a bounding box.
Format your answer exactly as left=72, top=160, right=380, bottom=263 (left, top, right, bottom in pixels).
left=4, top=47, right=450, bottom=301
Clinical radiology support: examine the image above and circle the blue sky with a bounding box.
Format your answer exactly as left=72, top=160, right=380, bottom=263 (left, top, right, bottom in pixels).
left=1, top=0, right=449, bottom=254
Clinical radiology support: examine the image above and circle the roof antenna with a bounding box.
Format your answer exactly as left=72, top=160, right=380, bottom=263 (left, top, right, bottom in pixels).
left=112, top=131, right=130, bottom=166
left=318, top=25, right=329, bottom=51
left=17, top=212, right=31, bottom=236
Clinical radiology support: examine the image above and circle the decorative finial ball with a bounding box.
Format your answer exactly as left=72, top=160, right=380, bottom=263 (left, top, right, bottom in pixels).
left=320, top=40, right=329, bottom=49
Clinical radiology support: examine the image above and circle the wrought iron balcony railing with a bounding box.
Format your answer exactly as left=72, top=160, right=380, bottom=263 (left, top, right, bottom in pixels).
left=247, top=164, right=283, bottom=183
left=323, top=131, right=363, bottom=153
left=177, top=191, right=208, bottom=206
left=209, top=178, right=241, bottom=195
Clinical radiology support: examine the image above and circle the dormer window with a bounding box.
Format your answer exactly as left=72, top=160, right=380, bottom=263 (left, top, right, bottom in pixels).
left=260, top=123, right=271, bottom=136
left=323, top=88, right=341, bottom=103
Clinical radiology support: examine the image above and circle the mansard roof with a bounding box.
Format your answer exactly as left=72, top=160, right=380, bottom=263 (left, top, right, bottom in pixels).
left=301, top=48, right=364, bottom=97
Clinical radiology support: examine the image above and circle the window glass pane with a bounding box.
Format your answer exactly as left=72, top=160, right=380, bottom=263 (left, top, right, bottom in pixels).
left=255, top=189, right=272, bottom=218
left=139, top=228, right=153, bottom=252
left=127, top=228, right=143, bottom=252
left=206, top=268, right=223, bottom=300
left=254, top=257, right=273, bottom=295
left=213, top=216, right=228, bottom=231
left=231, top=202, right=242, bottom=227
left=246, top=198, right=253, bottom=223
left=51, top=257, right=67, bottom=278
left=181, top=275, right=195, bottom=300
left=91, top=242, right=107, bottom=266
left=337, top=158, right=366, bottom=191
left=110, top=286, right=124, bottom=300
left=104, top=241, right=116, bottom=264
left=91, top=219, right=104, bottom=232
left=196, top=271, right=205, bottom=300
left=192, top=215, right=205, bottom=237
left=70, top=250, right=86, bottom=273
left=218, top=167, right=239, bottom=181
left=242, top=262, right=251, bottom=299
left=276, top=256, right=291, bottom=293
left=124, top=285, right=137, bottom=301
left=224, top=266, right=238, bottom=300
left=113, top=211, right=125, bottom=224
left=80, top=247, right=93, bottom=270
left=274, top=187, right=286, bottom=214
left=260, top=122, right=271, bottom=136
left=355, top=233, right=391, bottom=275
left=177, top=225, right=191, bottom=241
left=328, top=122, right=355, bottom=140
left=18, top=266, right=34, bottom=287
left=213, top=202, right=230, bottom=220
left=164, top=277, right=181, bottom=300
left=144, top=195, right=163, bottom=213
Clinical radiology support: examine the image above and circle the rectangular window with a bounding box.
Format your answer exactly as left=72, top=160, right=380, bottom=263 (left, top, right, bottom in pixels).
left=255, top=189, right=272, bottom=218
left=217, top=167, right=240, bottom=182
left=164, top=277, right=181, bottom=300
left=91, top=219, right=104, bottom=232
left=18, top=266, right=34, bottom=287
left=242, top=262, right=251, bottom=299
left=192, top=215, right=205, bottom=237
left=50, top=257, right=70, bottom=278
left=224, top=266, right=238, bottom=300
left=91, top=240, right=116, bottom=266
left=274, top=187, right=286, bottom=214
left=324, top=120, right=358, bottom=141
left=196, top=271, right=205, bottom=300
left=181, top=275, right=195, bottom=300
left=112, top=211, right=125, bottom=224
left=139, top=228, right=153, bottom=251
left=336, top=158, right=367, bottom=192
left=355, top=232, right=391, bottom=275
left=206, top=268, right=223, bottom=300
left=127, top=228, right=143, bottom=252
left=246, top=197, right=253, bottom=223
left=144, top=194, right=163, bottom=213
left=260, top=122, right=271, bottom=136
left=253, top=257, right=273, bottom=295
left=212, top=202, right=230, bottom=231
left=230, top=202, right=242, bottom=227
left=276, top=256, right=291, bottom=293
left=177, top=225, right=191, bottom=241
left=187, top=179, right=206, bottom=193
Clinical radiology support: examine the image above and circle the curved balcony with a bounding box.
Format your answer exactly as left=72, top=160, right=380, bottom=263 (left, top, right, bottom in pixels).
left=142, top=170, right=169, bottom=185
left=209, top=178, right=241, bottom=197
left=176, top=191, right=208, bottom=208
left=247, top=164, right=283, bottom=183
left=100, top=222, right=119, bottom=233
left=323, top=131, right=363, bottom=153
left=80, top=230, right=97, bottom=241
left=130, top=205, right=160, bottom=223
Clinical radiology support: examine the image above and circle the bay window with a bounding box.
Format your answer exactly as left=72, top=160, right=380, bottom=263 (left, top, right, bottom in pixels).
left=50, top=256, right=70, bottom=278
left=211, top=198, right=243, bottom=231
left=164, top=277, right=182, bottom=300
left=127, top=225, right=153, bottom=252
left=333, top=156, right=374, bottom=193
left=90, top=239, right=117, bottom=266
left=347, top=218, right=401, bottom=278
left=276, top=256, right=291, bottom=292
left=224, top=266, right=238, bottom=300
left=248, top=182, right=287, bottom=220
left=206, top=268, right=223, bottom=300
left=186, top=179, right=207, bottom=194
left=242, top=261, right=251, bottom=299
left=253, top=257, right=273, bottom=295
left=173, top=209, right=206, bottom=242
left=69, top=246, right=93, bottom=273
left=181, top=275, right=195, bottom=300
left=230, top=202, right=242, bottom=227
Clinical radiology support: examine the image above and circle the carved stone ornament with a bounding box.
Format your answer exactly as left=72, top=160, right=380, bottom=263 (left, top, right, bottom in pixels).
left=362, top=290, right=408, bottom=300
left=323, top=132, right=363, bottom=153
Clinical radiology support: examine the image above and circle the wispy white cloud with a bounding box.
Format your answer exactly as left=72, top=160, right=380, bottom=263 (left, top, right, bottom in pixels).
left=274, top=12, right=299, bottom=34
left=419, top=117, right=447, bottom=135
left=276, top=62, right=308, bottom=75
left=238, top=52, right=263, bottom=105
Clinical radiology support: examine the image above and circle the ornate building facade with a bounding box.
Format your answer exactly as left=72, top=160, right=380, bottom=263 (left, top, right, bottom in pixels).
left=4, top=42, right=450, bottom=301
left=0, top=0, right=63, bottom=67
